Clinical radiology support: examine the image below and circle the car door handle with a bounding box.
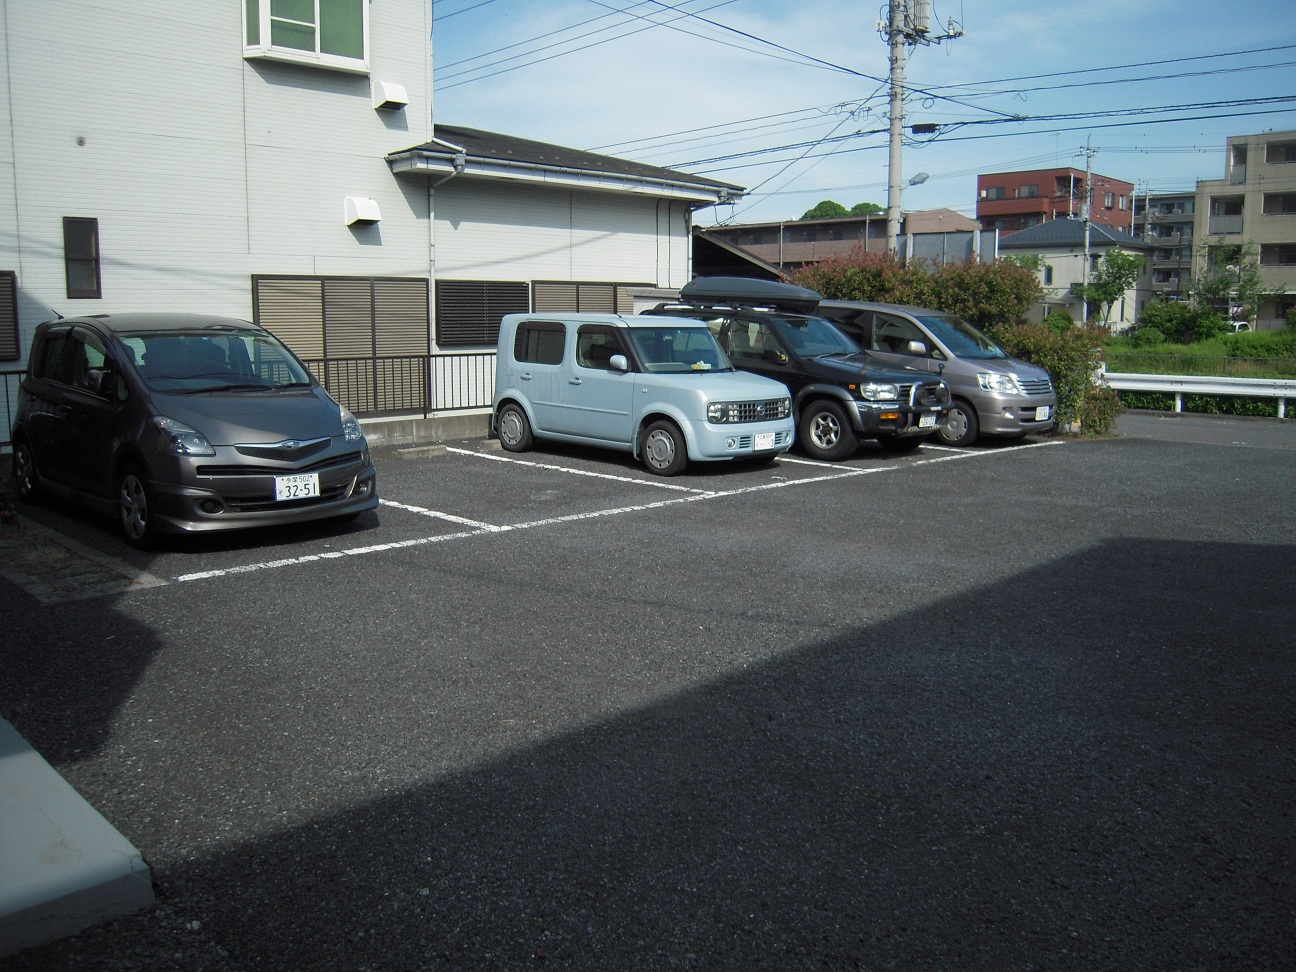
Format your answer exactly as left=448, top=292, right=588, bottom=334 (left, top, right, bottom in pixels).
left=520, top=372, right=533, bottom=381
left=569, top=377, right=581, bottom=385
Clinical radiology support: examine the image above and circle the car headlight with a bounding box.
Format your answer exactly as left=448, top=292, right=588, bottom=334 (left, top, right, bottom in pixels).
left=858, top=382, right=900, bottom=402
left=340, top=405, right=365, bottom=442
left=153, top=416, right=215, bottom=456
left=977, top=372, right=1025, bottom=395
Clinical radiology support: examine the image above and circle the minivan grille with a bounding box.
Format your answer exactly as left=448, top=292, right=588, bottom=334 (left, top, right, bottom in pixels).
left=235, top=437, right=332, bottom=462
left=1019, top=376, right=1054, bottom=396
left=196, top=451, right=365, bottom=478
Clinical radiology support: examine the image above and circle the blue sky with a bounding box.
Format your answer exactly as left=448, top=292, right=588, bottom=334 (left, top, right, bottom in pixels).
left=430, top=0, right=1296, bottom=226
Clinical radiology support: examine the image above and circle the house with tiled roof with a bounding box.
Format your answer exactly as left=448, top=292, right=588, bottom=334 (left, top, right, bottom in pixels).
left=998, top=219, right=1153, bottom=328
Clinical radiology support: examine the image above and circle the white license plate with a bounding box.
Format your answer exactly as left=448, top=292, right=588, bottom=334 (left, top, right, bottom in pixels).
left=754, top=432, right=775, bottom=450
left=919, top=413, right=937, bottom=429
left=1035, top=406, right=1051, bottom=421
left=275, top=473, right=320, bottom=501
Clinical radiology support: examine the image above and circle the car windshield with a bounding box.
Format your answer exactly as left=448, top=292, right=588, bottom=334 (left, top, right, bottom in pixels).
left=776, top=315, right=864, bottom=357
left=916, top=315, right=1006, bottom=360
left=123, top=328, right=315, bottom=392
left=627, top=326, right=733, bottom=374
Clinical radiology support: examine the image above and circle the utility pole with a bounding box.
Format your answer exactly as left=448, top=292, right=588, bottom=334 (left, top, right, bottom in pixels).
left=882, top=0, right=962, bottom=255
left=1081, top=136, right=1094, bottom=323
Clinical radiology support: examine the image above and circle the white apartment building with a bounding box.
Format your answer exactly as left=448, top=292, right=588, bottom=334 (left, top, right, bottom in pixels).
left=1, top=1, right=737, bottom=433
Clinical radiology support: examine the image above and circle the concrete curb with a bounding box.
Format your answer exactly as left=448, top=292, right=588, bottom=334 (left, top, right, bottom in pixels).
left=0, top=718, right=155, bottom=958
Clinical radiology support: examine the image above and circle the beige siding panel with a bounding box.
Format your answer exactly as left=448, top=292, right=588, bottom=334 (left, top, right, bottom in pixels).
left=374, top=279, right=430, bottom=356
left=255, top=278, right=325, bottom=358
left=324, top=279, right=375, bottom=357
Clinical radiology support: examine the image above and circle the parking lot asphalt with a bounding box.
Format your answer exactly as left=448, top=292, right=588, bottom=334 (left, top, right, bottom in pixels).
left=2, top=412, right=1294, bottom=970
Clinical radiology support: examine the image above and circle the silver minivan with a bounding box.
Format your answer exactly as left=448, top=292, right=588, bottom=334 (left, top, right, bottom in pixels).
left=492, top=312, right=794, bottom=475
left=12, top=313, right=378, bottom=547
left=817, top=301, right=1056, bottom=447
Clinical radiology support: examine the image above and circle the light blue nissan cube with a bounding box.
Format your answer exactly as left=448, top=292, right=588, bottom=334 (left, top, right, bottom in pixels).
left=493, top=312, right=794, bottom=476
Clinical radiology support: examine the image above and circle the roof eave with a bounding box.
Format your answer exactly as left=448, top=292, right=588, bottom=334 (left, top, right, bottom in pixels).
left=387, top=150, right=742, bottom=206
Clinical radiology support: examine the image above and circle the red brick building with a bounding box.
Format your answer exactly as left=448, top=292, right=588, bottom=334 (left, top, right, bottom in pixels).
left=976, top=167, right=1136, bottom=235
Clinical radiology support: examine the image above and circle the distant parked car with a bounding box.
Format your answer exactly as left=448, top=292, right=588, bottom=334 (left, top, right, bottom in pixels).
left=492, top=311, right=794, bottom=475
left=11, top=313, right=378, bottom=547
left=651, top=278, right=950, bottom=461
left=817, top=301, right=1056, bottom=447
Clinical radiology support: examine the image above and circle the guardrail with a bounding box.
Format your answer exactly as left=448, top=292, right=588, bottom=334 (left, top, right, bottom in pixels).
left=1102, top=371, right=1294, bottom=418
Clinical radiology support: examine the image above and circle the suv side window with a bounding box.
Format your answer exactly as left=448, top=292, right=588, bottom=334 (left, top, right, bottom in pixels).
left=514, top=320, right=565, bottom=365
left=575, top=325, right=623, bottom=369
left=872, top=312, right=925, bottom=356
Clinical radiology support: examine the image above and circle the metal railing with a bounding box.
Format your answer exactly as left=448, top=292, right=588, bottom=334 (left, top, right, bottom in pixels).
left=1102, top=371, right=1295, bottom=418
left=299, top=351, right=497, bottom=417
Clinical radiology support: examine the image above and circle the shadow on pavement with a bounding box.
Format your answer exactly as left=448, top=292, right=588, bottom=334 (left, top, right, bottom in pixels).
left=5, top=533, right=1293, bottom=970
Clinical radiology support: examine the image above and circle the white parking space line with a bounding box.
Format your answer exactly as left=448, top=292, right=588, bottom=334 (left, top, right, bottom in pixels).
left=171, top=440, right=1062, bottom=584
left=380, top=498, right=506, bottom=531
left=446, top=447, right=716, bottom=494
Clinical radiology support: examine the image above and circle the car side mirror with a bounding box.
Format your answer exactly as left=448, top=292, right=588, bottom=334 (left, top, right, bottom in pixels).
left=608, top=353, right=629, bottom=371
left=87, top=368, right=115, bottom=398
left=906, top=340, right=928, bottom=356
left=763, top=347, right=788, bottom=364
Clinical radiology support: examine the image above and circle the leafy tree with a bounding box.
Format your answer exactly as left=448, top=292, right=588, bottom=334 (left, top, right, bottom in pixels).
left=800, top=200, right=849, bottom=220
left=928, top=259, right=1042, bottom=330
left=799, top=200, right=884, bottom=220
left=1192, top=238, right=1281, bottom=326
left=791, top=251, right=1041, bottom=328
left=1076, top=248, right=1144, bottom=325
left=1137, top=298, right=1226, bottom=344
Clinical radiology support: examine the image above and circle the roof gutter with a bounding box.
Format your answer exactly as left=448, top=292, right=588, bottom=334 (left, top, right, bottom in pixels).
left=387, top=149, right=741, bottom=207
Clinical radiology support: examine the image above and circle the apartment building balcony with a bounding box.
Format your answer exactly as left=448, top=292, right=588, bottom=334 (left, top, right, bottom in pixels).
left=1208, top=214, right=1245, bottom=235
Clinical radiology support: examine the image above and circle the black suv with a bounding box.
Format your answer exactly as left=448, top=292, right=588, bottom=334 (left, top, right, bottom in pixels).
left=651, top=278, right=950, bottom=461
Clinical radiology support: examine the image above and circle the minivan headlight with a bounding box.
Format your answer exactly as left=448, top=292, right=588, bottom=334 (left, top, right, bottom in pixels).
left=340, top=405, right=365, bottom=442
left=977, top=372, right=1025, bottom=395
left=153, top=416, right=216, bottom=456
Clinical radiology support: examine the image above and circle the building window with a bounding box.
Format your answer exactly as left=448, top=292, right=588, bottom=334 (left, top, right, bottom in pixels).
left=0, top=271, right=18, bottom=361
left=1260, top=244, right=1296, bottom=266
left=244, top=0, right=368, bottom=73
left=435, top=280, right=530, bottom=348
left=1015, top=184, right=1038, bottom=199
left=1104, top=192, right=1115, bottom=208
left=252, top=275, right=430, bottom=413
left=1118, top=195, right=1128, bottom=211
left=1264, top=141, right=1296, bottom=164
left=984, top=186, right=1006, bottom=200
left=1262, top=193, right=1296, bottom=216
left=63, top=217, right=101, bottom=299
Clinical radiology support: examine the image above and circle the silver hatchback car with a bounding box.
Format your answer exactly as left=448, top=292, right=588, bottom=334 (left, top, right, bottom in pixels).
left=11, top=313, right=378, bottom=547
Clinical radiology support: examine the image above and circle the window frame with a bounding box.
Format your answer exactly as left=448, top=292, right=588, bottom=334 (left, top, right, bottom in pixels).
left=243, top=0, right=370, bottom=75
left=63, top=217, right=102, bottom=300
